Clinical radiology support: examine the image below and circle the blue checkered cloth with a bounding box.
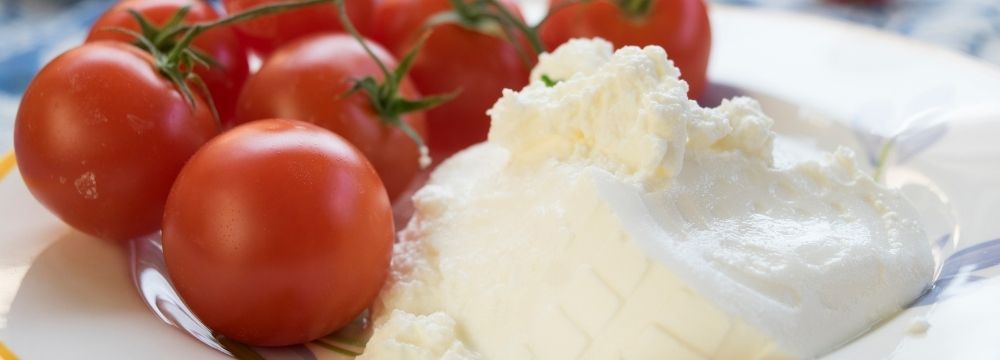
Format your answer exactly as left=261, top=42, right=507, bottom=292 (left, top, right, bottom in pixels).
left=715, top=0, right=1000, bottom=64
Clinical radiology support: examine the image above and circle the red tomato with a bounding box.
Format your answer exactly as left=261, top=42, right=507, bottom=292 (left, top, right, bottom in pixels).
left=14, top=42, right=218, bottom=242
left=221, top=0, right=373, bottom=56
left=235, top=34, right=427, bottom=201
left=372, top=0, right=530, bottom=154
left=540, top=0, right=711, bottom=98
left=87, top=0, right=250, bottom=127
left=163, top=119, right=393, bottom=346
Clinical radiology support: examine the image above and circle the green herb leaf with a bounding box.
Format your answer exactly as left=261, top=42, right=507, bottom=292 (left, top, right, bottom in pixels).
left=540, top=74, right=560, bottom=87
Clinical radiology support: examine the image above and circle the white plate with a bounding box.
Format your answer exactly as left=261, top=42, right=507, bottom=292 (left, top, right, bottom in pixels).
left=3, top=4, right=1000, bottom=359
left=707, top=7, right=1000, bottom=360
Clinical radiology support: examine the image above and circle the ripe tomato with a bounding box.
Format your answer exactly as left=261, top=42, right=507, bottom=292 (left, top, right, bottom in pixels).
left=221, top=0, right=373, bottom=56
left=163, top=119, right=393, bottom=346
left=87, top=0, right=250, bottom=127
left=14, top=42, right=218, bottom=242
left=539, top=0, right=711, bottom=98
left=372, top=0, right=530, bottom=154
left=235, top=34, right=427, bottom=201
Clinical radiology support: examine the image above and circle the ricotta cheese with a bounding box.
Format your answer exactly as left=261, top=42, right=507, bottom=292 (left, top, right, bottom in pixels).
left=360, top=38, right=934, bottom=359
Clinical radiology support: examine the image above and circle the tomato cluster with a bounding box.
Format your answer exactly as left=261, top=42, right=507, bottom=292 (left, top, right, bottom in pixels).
left=13, top=0, right=710, bottom=348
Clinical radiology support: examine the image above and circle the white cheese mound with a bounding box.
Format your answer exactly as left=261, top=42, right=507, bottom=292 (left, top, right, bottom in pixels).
left=359, top=38, right=934, bottom=359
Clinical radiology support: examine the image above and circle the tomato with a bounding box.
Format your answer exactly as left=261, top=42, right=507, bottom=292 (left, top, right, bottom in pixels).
left=539, top=0, right=711, bottom=98
left=87, top=0, right=250, bottom=127
left=163, top=119, right=393, bottom=346
left=372, top=0, right=530, bottom=154
left=14, top=42, right=218, bottom=242
left=221, top=0, right=373, bottom=56
left=235, top=34, right=427, bottom=201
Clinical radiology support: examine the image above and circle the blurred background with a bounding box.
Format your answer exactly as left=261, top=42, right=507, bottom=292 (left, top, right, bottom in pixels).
left=0, top=0, right=999, bottom=152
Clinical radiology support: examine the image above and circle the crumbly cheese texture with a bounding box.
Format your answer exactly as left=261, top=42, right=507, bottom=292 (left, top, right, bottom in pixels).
left=360, top=39, right=934, bottom=359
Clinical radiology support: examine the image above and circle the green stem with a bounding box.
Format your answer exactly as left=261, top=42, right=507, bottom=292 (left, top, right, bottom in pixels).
left=482, top=0, right=545, bottom=55
left=396, top=117, right=427, bottom=149
left=495, top=12, right=533, bottom=65
left=617, top=0, right=653, bottom=19
left=189, top=74, right=222, bottom=130
left=159, top=0, right=331, bottom=40
left=449, top=0, right=478, bottom=22
left=151, top=6, right=190, bottom=47
left=437, top=0, right=546, bottom=59
left=334, top=0, right=440, bottom=167
left=333, top=0, right=392, bottom=79
left=109, top=0, right=332, bottom=121
left=166, top=24, right=203, bottom=66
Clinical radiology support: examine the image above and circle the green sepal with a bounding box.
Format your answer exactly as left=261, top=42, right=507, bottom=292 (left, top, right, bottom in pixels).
left=159, top=6, right=190, bottom=36
left=127, top=9, right=160, bottom=44
left=114, top=8, right=217, bottom=122
left=335, top=0, right=459, bottom=159
left=388, top=91, right=460, bottom=116
left=187, top=47, right=220, bottom=69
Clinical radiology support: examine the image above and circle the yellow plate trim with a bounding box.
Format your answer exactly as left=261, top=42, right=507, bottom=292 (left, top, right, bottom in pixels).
left=0, top=150, right=15, bottom=182
left=0, top=340, right=17, bottom=360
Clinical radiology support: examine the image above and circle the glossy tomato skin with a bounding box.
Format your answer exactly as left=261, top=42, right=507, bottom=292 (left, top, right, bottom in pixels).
left=14, top=42, right=218, bottom=242
left=163, top=119, right=393, bottom=346
left=540, top=0, right=711, bottom=98
left=221, top=0, right=373, bottom=56
left=87, top=0, right=250, bottom=127
left=373, top=0, right=530, bottom=155
left=235, top=34, right=427, bottom=201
